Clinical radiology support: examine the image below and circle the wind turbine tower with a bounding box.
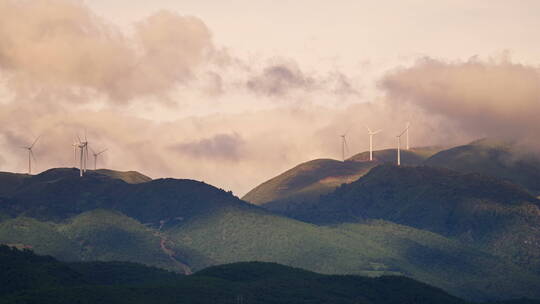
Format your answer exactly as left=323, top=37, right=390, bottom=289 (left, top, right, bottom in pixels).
left=22, top=136, right=40, bottom=174
left=90, top=147, right=107, bottom=170
left=76, top=134, right=89, bottom=177
left=396, top=124, right=410, bottom=166
left=72, top=140, right=79, bottom=167
left=340, top=133, right=349, bottom=162
left=406, top=122, right=410, bottom=150
left=366, top=126, right=382, bottom=161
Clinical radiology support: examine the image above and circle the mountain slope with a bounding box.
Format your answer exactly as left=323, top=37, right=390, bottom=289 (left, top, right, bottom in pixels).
left=1, top=246, right=475, bottom=304
left=92, top=169, right=151, bottom=184
left=0, top=168, right=251, bottom=225
left=0, top=172, right=30, bottom=196
left=425, top=139, right=540, bottom=195
left=243, top=159, right=374, bottom=206
left=0, top=210, right=205, bottom=273
left=243, top=147, right=442, bottom=211
left=347, top=146, right=445, bottom=163
left=2, top=167, right=540, bottom=300
left=286, top=165, right=540, bottom=273
left=166, top=205, right=540, bottom=301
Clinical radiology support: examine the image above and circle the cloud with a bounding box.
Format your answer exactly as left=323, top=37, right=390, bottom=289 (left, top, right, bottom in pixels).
left=380, top=56, right=540, bottom=146
left=245, top=60, right=361, bottom=98
left=170, top=133, right=245, bottom=161
left=246, top=61, right=315, bottom=96
left=0, top=0, right=214, bottom=103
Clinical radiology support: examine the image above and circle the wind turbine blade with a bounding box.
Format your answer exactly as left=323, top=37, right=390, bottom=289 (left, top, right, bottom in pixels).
left=365, top=125, right=372, bottom=133
left=30, top=150, right=36, bottom=162
left=97, top=148, right=107, bottom=155
left=77, top=134, right=82, bottom=143
left=30, top=135, right=41, bottom=149
left=374, top=129, right=382, bottom=134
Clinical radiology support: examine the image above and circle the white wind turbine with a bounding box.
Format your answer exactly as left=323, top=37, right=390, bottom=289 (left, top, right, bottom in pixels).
left=340, top=132, right=349, bottom=162
left=366, top=126, right=382, bottom=161
left=22, top=136, right=40, bottom=174
left=90, top=147, right=107, bottom=170
left=396, top=123, right=410, bottom=166
left=72, top=139, right=79, bottom=167
left=405, top=121, right=411, bottom=150
left=76, top=133, right=89, bottom=177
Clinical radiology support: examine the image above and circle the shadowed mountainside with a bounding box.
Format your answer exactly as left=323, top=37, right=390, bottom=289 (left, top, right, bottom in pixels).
left=1, top=245, right=484, bottom=304
left=425, top=139, right=540, bottom=195
left=282, top=165, right=540, bottom=274
left=243, top=147, right=442, bottom=210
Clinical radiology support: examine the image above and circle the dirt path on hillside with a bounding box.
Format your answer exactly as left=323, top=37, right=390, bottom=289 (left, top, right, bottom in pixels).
left=155, top=232, right=193, bottom=275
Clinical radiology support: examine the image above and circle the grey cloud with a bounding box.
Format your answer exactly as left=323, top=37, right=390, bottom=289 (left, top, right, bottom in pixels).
left=326, top=72, right=361, bottom=96
left=380, top=56, right=540, bottom=147
left=246, top=63, right=315, bottom=96
left=0, top=0, right=214, bottom=103
left=170, top=133, right=245, bottom=161
left=245, top=61, right=361, bottom=98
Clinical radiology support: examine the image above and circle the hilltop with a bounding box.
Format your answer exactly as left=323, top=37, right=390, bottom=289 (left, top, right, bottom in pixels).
left=425, top=138, right=540, bottom=195
left=283, top=164, right=540, bottom=273
left=243, top=146, right=441, bottom=211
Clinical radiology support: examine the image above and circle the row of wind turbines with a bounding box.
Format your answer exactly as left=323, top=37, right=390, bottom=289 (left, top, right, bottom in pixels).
left=340, top=122, right=410, bottom=166
left=22, top=133, right=107, bottom=176
left=21, top=123, right=410, bottom=176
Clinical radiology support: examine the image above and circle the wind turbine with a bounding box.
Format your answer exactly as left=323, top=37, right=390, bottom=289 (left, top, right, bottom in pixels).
left=340, top=132, right=349, bottom=162
left=396, top=124, right=410, bottom=166
left=22, top=136, right=40, bottom=174
left=90, top=147, right=107, bottom=170
left=366, top=126, right=382, bottom=161
left=76, top=133, right=89, bottom=177
left=72, top=139, right=79, bottom=167
left=405, top=122, right=411, bottom=150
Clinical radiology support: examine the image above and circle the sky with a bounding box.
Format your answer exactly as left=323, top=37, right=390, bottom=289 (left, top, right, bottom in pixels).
left=1, top=0, right=540, bottom=195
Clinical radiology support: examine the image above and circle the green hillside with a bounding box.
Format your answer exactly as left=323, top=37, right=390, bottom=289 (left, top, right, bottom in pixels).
left=2, top=167, right=540, bottom=300
left=285, top=165, right=540, bottom=273
left=0, top=245, right=488, bottom=304
left=166, top=206, right=540, bottom=301
left=243, top=147, right=441, bottom=212
left=0, top=210, right=201, bottom=273
left=425, top=139, right=540, bottom=195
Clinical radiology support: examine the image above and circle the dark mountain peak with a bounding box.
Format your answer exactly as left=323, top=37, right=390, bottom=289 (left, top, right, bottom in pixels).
left=355, top=164, right=538, bottom=205
left=30, top=167, right=151, bottom=185
left=468, top=137, right=515, bottom=149
left=347, top=148, right=422, bottom=164
left=347, top=146, right=444, bottom=164
left=0, top=171, right=31, bottom=196
left=0, top=167, right=254, bottom=224
left=93, top=169, right=151, bottom=184
left=425, top=139, right=540, bottom=195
